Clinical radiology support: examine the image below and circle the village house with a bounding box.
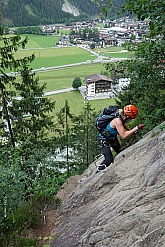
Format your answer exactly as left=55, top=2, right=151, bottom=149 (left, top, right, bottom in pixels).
left=101, top=36, right=117, bottom=46
left=40, top=25, right=56, bottom=34
left=58, top=35, right=70, bottom=46
left=84, top=74, right=113, bottom=97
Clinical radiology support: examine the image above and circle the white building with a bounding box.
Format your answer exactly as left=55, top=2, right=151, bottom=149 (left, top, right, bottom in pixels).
left=84, top=74, right=113, bottom=97
left=112, top=78, right=130, bottom=92
left=118, top=78, right=130, bottom=90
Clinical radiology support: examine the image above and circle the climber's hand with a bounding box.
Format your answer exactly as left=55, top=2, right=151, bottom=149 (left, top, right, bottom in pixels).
left=137, top=124, right=144, bottom=130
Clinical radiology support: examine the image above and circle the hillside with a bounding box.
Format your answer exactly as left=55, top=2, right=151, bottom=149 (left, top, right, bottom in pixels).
left=0, top=0, right=99, bottom=27
left=0, top=0, right=124, bottom=27
left=49, top=123, right=165, bottom=247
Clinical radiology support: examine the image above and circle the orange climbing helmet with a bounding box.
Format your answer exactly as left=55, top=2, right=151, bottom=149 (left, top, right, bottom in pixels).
left=124, top=105, right=138, bottom=119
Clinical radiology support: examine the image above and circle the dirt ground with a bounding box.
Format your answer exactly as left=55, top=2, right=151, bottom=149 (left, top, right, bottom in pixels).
left=28, top=175, right=81, bottom=247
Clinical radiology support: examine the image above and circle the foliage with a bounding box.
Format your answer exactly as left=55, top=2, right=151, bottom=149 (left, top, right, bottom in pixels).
left=0, top=138, right=65, bottom=246
left=15, top=238, right=38, bottom=247
left=0, top=144, right=25, bottom=217
left=0, top=192, right=60, bottom=247
left=78, top=27, right=100, bottom=42
left=55, top=100, right=76, bottom=175
left=93, top=0, right=125, bottom=19
left=72, top=77, right=82, bottom=89
left=11, top=64, right=55, bottom=142
left=54, top=100, right=100, bottom=174
left=102, top=0, right=165, bottom=131
left=0, top=34, right=33, bottom=146
left=15, top=26, right=44, bottom=35
left=0, top=0, right=100, bottom=26
left=121, top=0, right=165, bottom=38
left=71, top=101, right=100, bottom=167
left=0, top=30, right=63, bottom=245
left=94, top=0, right=165, bottom=37
left=90, top=43, right=95, bottom=49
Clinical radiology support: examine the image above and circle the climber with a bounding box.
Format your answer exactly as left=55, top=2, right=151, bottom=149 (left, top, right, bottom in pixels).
left=96, top=104, right=144, bottom=173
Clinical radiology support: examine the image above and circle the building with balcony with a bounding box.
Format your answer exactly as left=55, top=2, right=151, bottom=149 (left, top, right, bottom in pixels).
left=84, top=74, right=113, bottom=97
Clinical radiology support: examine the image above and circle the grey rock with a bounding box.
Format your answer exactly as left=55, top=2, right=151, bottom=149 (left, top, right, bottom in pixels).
left=51, top=124, right=165, bottom=247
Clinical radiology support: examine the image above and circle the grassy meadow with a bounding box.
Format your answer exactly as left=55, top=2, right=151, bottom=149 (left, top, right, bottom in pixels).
left=47, top=91, right=116, bottom=116
left=16, top=46, right=97, bottom=68
left=3, top=34, right=127, bottom=116
left=36, top=63, right=107, bottom=92
left=94, top=46, right=134, bottom=59
left=21, top=34, right=61, bottom=48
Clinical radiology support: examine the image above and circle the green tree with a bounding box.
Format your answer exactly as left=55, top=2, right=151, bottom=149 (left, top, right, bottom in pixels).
left=0, top=34, right=30, bottom=146
left=90, top=43, right=95, bottom=49
left=15, top=26, right=43, bottom=35
left=100, top=0, right=165, bottom=130
left=0, top=27, right=68, bottom=246
left=0, top=29, right=55, bottom=144
left=56, top=100, right=75, bottom=175
left=11, top=63, right=55, bottom=142
left=72, top=77, right=82, bottom=89
left=121, top=0, right=165, bottom=38
left=72, top=101, right=99, bottom=169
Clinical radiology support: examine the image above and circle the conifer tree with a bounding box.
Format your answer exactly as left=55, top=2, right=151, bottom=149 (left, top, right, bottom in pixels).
left=96, top=0, right=165, bottom=130
left=0, top=32, right=31, bottom=146
left=11, top=62, right=55, bottom=142
left=0, top=31, right=55, bottom=145
left=72, top=101, right=99, bottom=169
left=56, top=100, right=74, bottom=175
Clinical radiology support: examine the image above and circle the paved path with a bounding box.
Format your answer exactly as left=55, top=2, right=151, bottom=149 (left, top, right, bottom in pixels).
left=44, top=86, right=112, bottom=101
left=1, top=46, right=128, bottom=100
left=44, top=87, right=74, bottom=96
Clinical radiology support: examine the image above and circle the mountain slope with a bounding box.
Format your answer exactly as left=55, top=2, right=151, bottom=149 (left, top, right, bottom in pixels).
left=62, top=0, right=80, bottom=17
left=51, top=123, right=165, bottom=247
left=0, top=0, right=125, bottom=27
left=0, top=0, right=100, bottom=26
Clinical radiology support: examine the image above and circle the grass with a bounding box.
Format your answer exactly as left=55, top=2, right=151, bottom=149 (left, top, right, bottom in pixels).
left=95, top=47, right=124, bottom=52
left=1, top=34, right=61, bottom=48
left=16, top=63, right=108, bottom=92
left=23, top=34, right=60, bottom=48
left=15, top=46, right=97, bottom=68
left=2, top=34, right=124, bottom=117
left=48, top=90, right=116, bottom=116
left=94, top=46, right=135, bottom=59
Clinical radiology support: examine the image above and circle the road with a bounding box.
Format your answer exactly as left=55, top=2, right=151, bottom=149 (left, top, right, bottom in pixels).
left=0, top=45, right=127, bottom=77
left=0, top=45, right=128, bottom=100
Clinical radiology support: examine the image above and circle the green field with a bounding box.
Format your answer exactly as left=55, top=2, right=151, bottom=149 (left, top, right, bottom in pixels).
left=36, top=63, right=107, bottom=92
left=3, top=34, right=122, bottom=115
left=94, top=47, right=134, bottom=59
left=1, top=34, right=61, bottom=48
left=15, top=63, right=107, bottom=92
left=48, top=91, right=116, bottom=116
left=16, top=46, right=97, bottom=68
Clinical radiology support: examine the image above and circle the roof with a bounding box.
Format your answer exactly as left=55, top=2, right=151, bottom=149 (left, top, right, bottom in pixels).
left=107, top=27, right=128, bottom=32
left=84, top=74, right=113, bottom=84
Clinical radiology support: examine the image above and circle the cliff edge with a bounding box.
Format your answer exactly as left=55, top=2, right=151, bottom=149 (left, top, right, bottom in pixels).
left=51, top=123, right=165, bottom=247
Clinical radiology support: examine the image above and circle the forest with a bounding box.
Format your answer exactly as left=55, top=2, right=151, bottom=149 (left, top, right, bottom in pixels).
left=0, top=0, right=124, bottom=27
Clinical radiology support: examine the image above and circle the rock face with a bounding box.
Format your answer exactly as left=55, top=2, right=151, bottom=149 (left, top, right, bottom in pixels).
left=62, top=0, right=80, bottom=16
left=51, top=125, right=165, bottom=247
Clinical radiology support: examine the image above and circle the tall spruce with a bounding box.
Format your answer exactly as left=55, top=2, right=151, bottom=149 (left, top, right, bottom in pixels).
left=56, top=99, right=74, bottom=175
left=72, top=101, right=99, bottom=169
left=0, top=33, right=55, bottom=145
left=11, top=63, right=55, bottom=142
left=0, top=33, right=31, bottom=146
